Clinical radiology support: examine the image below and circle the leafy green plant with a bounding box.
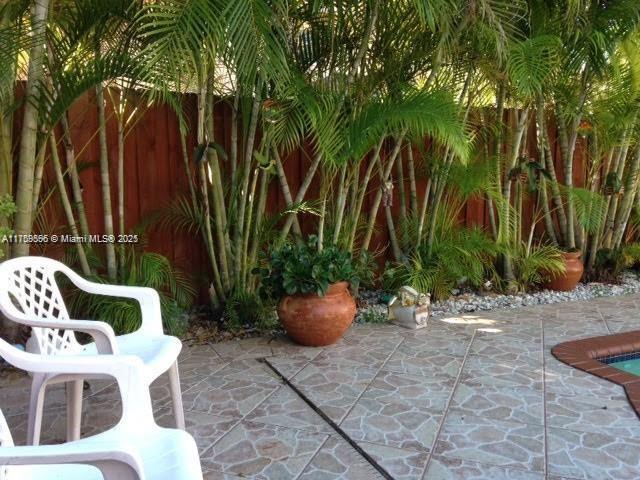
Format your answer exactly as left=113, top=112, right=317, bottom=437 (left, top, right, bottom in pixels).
left=68, top=252, right=196, bottom=336
left=509, top=243, right=566, bottom=292
left=359, top=308, right=388, bottom=324
left=590, top=244, right=640, bottom=282
left=0, top=195, right=16, bottom=259
left=222, top=290, right=278, bottom=332
left=384, top=228, right=500, bottom=300
left=255, top=236, right=359, bottom=299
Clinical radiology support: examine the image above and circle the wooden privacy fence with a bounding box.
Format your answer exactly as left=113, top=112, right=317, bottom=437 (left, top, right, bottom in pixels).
left=26, top=91, right=586, bottom=279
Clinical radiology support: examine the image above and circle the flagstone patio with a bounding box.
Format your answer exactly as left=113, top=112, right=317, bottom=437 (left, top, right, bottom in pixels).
left=3, top=294, right=640, bottom=479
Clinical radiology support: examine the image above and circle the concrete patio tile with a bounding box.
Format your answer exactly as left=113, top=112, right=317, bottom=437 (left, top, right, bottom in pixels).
left=460, top=357, right=543, bottom=390
left=424, top=456, right=545, bottom=479
left=359, top=440, right=430, bottom=480
left=544, top=353, right=627, bottom=400
left=297, top=436, right=385, bottom=480
left=469, top=338, right=543, bottom=362
left=547, top=427, right=640, bottom=480
left=434, top=412, right=545, bottom=472
left=384, top=347, right=464, bottom=379
left=291, top=362, right=379, bottom=423
left=544, top=323, right=609, bottom=344
left=474, top=327, right=542, bottom=344
left=212, top=358, right=282, bottom=385
left=203, top=471, right=246, bottom=479
left=340, top=392, right=442, bottom=451
left=5, top=407, right=67, bottom=445
left=449, top=383, right=544, bottom=425
left=212, top=337, right=275, bottom=360
left=267, top=335, right=325, bottom=358
left=245, top=386, right=333, bottom=434
left=200, top=420, right=327, bottom=480
left=466, top=346, right=543, bottom=370
left=156, top=407, right=240, bottom=454
left=399, top=331, right=472, bottom=357
left=312, top=340, right=401, bottom=368
left=546, top=392, right=640, bottom=439
left=343, top=323, right=404, bottom=342
left=181, top=375, right=279, bottom=419
left=264, top=354, right=317, bottom=379
left=361, top=370, right=455, bottom=411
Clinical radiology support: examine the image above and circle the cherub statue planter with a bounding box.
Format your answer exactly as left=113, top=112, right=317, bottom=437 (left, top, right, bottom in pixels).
left=388, top=286, right=430, bottom=329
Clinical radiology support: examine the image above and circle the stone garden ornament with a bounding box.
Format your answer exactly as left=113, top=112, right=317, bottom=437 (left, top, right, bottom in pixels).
left=388, top=286, right=430, bottom=329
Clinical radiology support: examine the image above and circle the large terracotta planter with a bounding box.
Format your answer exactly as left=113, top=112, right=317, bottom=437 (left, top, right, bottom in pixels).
left=277, top=281, right=356, bottom=347
left=545, top=251, right=584, bottom=292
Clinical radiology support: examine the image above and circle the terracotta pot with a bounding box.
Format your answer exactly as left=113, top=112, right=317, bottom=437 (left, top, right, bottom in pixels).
left=277, top=281, right=356, bottom=347
left=544, top=251, right=584, bottom=292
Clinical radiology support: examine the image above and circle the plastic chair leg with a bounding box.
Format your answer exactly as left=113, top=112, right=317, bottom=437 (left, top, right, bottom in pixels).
left=27, top=373, right=47, bottom=446
left=168, top=361, right=185, bottom=430
left=66, top=379, right=83, bottom=441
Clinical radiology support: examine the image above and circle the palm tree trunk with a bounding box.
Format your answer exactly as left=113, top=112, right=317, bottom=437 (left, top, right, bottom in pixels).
left=279, top=153, right=322, bottom=242
left=96, top=82, right=117, bottom=280
left=198, top=162, right=223, bottom=307
left=248, top=167, right=269, bottom=285
left=230, top=91, right=239, bottom=185
left=417, top=177, right=432, bottom=245
left=613, top=143, right=640, bottom=248
left=30, top=144, right=47, bottom=218
left=13, top=0, right=50, bottom=257
left=61, top=114, right=90, bottom=238
left=273, top=149, right=302, bottom=237
left=235, top=82, right=261, bottom=279
left=406, top=142, right=418, bottom=214
left=205, top=87, right=231, bottom=291
left=349, top=136, right=385, bottom=251
left=50, top=133, right=91, bottom=275
left=116, top=113, right=126, bottom=281
left=332, top=164, right=348, bottom=244
left=0, top=111, right=11, bottom=259
left=362, top=131, right=406, bottom=251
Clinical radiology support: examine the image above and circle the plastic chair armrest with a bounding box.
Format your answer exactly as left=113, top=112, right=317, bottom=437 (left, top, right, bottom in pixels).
left=0, top=444, right=143, bottom=479
left=66, top=276, right=163, bottom=336
left=20, top=317, right=118, bottom=354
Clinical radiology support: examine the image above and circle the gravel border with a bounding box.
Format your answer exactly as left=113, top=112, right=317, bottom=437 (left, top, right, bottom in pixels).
left=356, top=272, right=640, bottom=322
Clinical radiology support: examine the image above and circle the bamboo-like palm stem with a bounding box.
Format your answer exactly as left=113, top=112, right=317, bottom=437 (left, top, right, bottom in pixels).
left=96, top=82, right=117, bottom=280
left=361, top=130, right=407, bottom=251
left=349, top=136, right=385, bottom=251
left=60, top=114, right=90, bottom=238
left=332, top=164, right=348, bottom=244
left=279, top=152, right=322, bottom=242
left=50, top=132, right=91, bottom=275
left=406, top=142, right=418, bottom=214
left=273, top=149, right=302, bottom=237
left=613, top=143, right=640, bottom=248
left=235, top=82, right=262, bottom=278
left=248, top=167, right=270, bottom=285
left=13, top=0, right=50, bottom=257
left=205, top=86, right=231, bottom=291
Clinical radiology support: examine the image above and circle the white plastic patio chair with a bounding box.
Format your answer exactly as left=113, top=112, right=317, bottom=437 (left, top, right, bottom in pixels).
left=0, top=256, right=185, bottom=446
left=0, top=337, right=203, bottom=480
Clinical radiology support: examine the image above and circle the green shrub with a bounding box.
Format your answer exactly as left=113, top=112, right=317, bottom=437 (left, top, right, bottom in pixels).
left=254, top=235, right=360, bottom=299
left=591, top=244, right=640, bottom=282
left=383, top=227, right=500, bottom=300
left=509, top=243, right=565, bottom=291
left=0, top=196, right=16, bottom=259
left=68, top=252, right=196, bottom=336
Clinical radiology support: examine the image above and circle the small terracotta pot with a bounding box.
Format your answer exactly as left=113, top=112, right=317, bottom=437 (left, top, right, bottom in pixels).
left=277, top=281, right=356, bottom=347
left=544, top=251, right=584, bottom=292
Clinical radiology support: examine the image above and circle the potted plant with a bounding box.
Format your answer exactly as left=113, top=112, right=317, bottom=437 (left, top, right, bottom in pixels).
left=255, top=236, right=359, bottom=346
left=544, top=248, right=582, bottom=292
